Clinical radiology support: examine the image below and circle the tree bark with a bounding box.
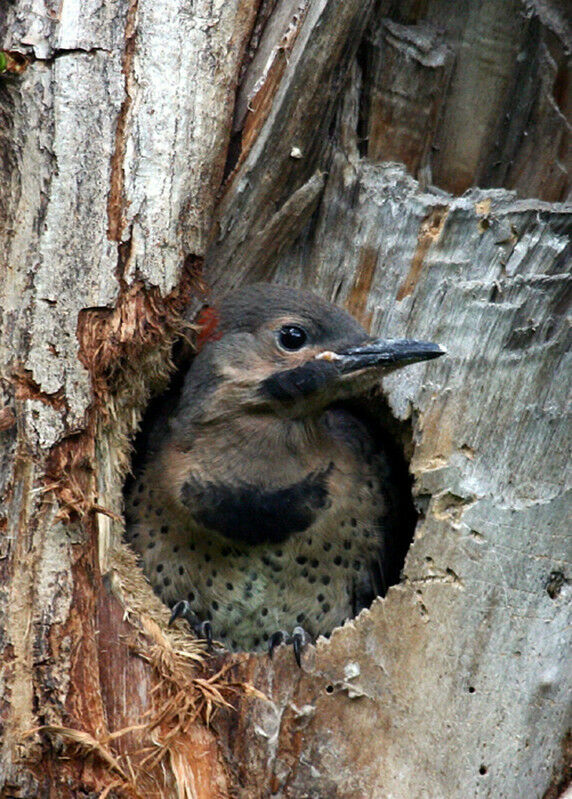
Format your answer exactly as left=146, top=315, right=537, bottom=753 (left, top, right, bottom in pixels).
left=1, top=1, right=570, bottom=798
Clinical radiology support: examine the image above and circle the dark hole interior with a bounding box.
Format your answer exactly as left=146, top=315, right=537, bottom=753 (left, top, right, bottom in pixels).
left=339, top=393, right=418, bottom=592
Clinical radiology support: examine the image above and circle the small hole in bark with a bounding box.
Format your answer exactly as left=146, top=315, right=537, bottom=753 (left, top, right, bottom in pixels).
left=479, top=765, right=488, bottom=776
left=545, top=571, right=567, bottom=599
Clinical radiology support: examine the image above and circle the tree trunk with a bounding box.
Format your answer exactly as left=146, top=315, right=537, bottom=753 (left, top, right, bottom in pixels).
left=1, top=1, right=570, bottom=797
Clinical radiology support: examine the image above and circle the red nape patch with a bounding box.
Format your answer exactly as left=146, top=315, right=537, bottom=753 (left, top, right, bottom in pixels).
left=196, top=306, right=222, bottom=350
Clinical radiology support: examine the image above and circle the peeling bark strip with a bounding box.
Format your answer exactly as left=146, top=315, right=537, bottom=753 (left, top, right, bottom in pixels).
left=104, top=0, right=260, bottom=288
left=24, top=545, right=235, bottom=799
left=207, top=0, right=376, bottom=286
left=233, top=1, right=311, bottom=172
left=13, top=369, right=66, bottom=409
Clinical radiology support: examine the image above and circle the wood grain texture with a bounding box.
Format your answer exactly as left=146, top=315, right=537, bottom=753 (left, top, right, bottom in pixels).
left=201, top=2, right=571, bottom=790
left=212, top=163, right=570, bottom=797
left=361, top=0, right=571, bottom=201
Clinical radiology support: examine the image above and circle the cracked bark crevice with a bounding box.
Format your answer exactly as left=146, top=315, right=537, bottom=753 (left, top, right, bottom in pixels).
left=107, top=0, right=138, bottom=243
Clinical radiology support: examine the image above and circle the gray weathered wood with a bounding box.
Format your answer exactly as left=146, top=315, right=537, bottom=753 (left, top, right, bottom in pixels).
left=212, top=163, right=571, bottom=797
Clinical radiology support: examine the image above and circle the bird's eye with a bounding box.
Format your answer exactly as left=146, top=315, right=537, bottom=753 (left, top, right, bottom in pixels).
left=278, top=325, right=308, bottom=351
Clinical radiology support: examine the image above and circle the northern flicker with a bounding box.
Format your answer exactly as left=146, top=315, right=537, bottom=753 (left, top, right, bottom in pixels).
left=125, top=283, right=444, bottom=662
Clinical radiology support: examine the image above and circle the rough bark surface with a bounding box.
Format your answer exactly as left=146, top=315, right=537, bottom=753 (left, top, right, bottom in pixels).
left=0, top=0, right=570, bottom=797
left=211, top=166, right=571, bottom=798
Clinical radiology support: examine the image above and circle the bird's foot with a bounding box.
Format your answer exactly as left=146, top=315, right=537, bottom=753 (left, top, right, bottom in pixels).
left=268, top=626, right=314, bottom=667
left=169, top=600, right=213, bottom=649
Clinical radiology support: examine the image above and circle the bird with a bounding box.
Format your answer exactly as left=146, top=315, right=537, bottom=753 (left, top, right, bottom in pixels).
left=124, top=283, right=444, bottom=663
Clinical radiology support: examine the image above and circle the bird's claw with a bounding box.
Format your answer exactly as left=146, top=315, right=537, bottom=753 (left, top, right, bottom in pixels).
left=169, top=600, right=213, bottom=649
left=268, top=625, right=313, bottom=667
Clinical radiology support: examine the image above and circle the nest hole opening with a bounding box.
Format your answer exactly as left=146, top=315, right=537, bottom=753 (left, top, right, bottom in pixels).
left=124, top=332, right=425, bottom=650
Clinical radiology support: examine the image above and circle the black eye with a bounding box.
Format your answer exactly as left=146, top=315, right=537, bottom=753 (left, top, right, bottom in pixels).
left=278, top=325, right=307, bottom=351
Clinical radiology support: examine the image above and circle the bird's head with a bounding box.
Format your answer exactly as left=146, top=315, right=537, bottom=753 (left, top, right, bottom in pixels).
left=176, top=283, right=445, bottom=424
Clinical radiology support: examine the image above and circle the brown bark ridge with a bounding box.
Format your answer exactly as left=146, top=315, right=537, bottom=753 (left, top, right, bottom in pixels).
left=1, top=0, right=570, bottom=797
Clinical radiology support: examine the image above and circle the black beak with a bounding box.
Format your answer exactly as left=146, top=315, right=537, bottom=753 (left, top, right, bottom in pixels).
left=261, top=336, right=445, bottom=405
left=331, top=337, right=446, bottom=374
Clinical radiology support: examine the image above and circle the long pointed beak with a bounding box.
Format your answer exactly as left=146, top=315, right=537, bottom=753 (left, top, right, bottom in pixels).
left=260, top=336, right=445, bottom=406
left=318, top=338, right=446, bottom=374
